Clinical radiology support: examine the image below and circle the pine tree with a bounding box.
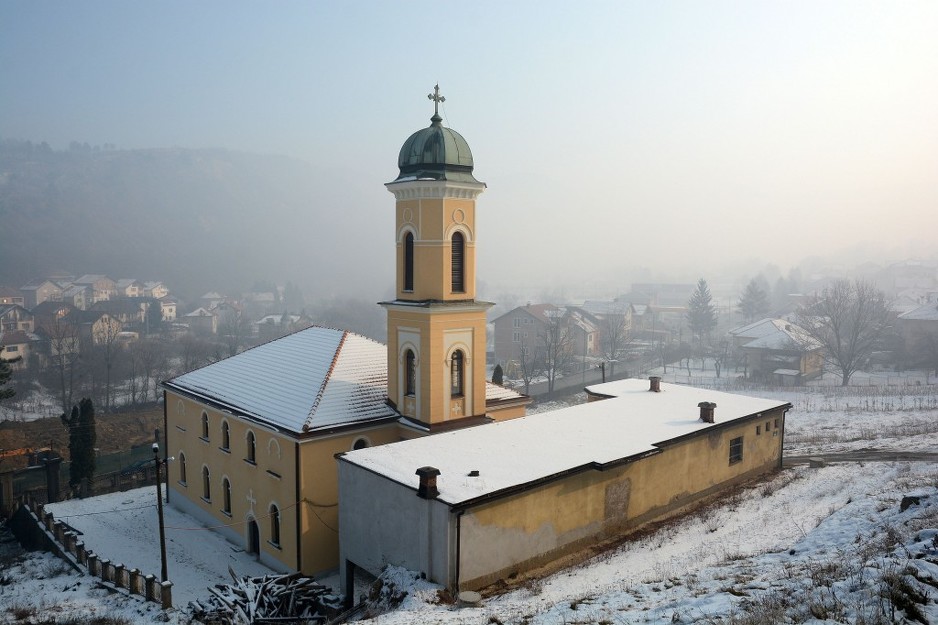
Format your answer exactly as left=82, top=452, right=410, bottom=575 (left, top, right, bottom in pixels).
left=0, top=359, right=15, bottom=402
left=737, top=278, right=770, bottom=322
left=686, top=278, right=718, bottom=344
left=492, top=363, right=504, bottom=385
left=61, top=398, right=97, bottom=494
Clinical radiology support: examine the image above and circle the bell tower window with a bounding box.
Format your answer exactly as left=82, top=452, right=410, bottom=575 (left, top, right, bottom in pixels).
left=450, top=350, right=464, bottom=397
left=404, top=232, right=414, bottom=292
left=405, top=349, right=416, bottom=396
left=451, top=232, right=465, bottom=293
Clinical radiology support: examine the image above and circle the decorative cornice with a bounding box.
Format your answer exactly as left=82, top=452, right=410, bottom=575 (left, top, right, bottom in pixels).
left=385, top=179, right=485, bottom=201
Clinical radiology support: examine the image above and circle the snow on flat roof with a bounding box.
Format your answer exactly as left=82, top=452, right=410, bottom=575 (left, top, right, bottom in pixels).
left=342, top=379, right=789, bottom=506
left=165, top=326, right=397, bottom=433
left=484, top=381, right=526, bottom=401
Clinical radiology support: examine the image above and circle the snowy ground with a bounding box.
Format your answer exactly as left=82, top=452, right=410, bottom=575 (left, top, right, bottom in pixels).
left=1, top=376, right=937, bottom=624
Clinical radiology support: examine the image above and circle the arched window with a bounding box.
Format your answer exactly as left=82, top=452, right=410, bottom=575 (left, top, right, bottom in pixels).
left=404, top=232, right=414, bottom=292
left=202, top=466, right=211, bottom=501
left=405, top=349, right=416, bottom=396
left=221, top=421, right=230, bottom=450
left=179, top=452, right=187, bottom=485
left=246, top=431, right=256, bottom=464
left=451, top=232, right=465, bottom=293
left=201, top=412, right=209, bottom=440
left=269, top=504, right=281, bottom=546
left=451, top=350, right=464, bottom=397
left=222, top=478, right=231, bottom=514
left=352, top=438, right=370, bottom=450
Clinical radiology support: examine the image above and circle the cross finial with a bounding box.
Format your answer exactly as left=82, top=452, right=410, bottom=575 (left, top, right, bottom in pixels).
left=427, top=84, right=445, bottom=118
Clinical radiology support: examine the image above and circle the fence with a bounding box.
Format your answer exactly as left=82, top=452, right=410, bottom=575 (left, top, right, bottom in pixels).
left=9, top=494, right=172, bottom=608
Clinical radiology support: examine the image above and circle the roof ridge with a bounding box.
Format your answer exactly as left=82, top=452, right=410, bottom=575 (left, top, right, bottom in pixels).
left=303, top=329, right=349, bottom=432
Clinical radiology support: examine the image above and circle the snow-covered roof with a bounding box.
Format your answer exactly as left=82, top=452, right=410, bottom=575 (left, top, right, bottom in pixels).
left=898, top=302, right=938, bottom=321
left=341, top=379, right=789, bottom=506
left=730, top=318, right=820, bottom=351
left=163, top=326, right=397, bottom=434
left=184, top=307, right=215, bottom=317
left=484, top=381, right=525, bottom=402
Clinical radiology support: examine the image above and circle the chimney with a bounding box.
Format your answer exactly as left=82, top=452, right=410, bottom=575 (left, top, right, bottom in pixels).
left=698, top=402, right=716, bottom=423
left=649, top=376, right=661, bottom=392
left=415, top=466, right=441, bottom=499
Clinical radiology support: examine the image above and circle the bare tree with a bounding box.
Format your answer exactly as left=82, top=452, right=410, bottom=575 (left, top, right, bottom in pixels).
left=539, top=313, right=575, bottom=393
left=796, top=279, right=892, bottom=386
left=599, top=308, right=630, bottom=378
left=219, top=310, right=252, bottom=357
left=41, top=314, right=83, bottom=414
left=516, top=337, right=542, bottom=395
left=90, top=314, right=123, bottom=413
left=178, top=333, right=217, bottom=373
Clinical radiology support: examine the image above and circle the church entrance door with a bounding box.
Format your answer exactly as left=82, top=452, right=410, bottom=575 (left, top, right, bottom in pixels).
left=247, top=519, right=259, bottom=556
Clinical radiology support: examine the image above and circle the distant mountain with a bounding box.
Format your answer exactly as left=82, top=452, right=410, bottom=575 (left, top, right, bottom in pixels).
left=0, top=139, right=382, bottom=302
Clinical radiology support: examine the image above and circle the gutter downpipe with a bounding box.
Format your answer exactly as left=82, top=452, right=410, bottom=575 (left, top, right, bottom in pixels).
left=454, top=509, right=464, bottom=595
left=163, top=390, right=169, bottom=504
left=779, top=406, right=790, bottom=470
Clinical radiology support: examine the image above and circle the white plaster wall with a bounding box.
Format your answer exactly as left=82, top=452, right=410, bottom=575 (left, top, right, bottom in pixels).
left=338, top=462, right=451, bottom=587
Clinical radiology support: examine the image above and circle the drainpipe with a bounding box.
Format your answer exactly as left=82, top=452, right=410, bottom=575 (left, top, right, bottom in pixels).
left=162, top=390, right=169, bottom=504
left=454, top=509, right=464, bottom=595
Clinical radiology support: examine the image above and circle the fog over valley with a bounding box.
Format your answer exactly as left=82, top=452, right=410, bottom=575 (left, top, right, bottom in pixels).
left=1, top=1, right=936, bottom=307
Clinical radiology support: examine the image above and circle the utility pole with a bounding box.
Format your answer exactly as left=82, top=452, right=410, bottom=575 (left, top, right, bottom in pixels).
left=152, top=442, right=168, bottom=582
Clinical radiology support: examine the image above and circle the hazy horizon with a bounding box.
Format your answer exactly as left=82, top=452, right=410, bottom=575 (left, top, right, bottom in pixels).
left=2, top=1, right=936, bottom=299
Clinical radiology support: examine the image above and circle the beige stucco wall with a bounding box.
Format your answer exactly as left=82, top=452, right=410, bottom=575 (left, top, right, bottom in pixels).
left=386, top=306, right=488, bottom=426
left=166, top=390, right=401, bottom=575
left=456, top=407, right=787, bottom=589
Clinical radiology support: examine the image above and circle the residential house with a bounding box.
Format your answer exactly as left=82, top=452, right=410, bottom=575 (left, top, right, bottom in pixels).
left=199, top=292, right=226, bottom=310
left=338, top=378, right=790, bottom=595
left=116, top=279, right=144, bottom=298
left=91, top=298, right=148, bottom=327
left=59, top=284, right=90, bottom=310
left=73, top=310, right=123, bottom=349
left=0, top=330, right=40, bottom=370
left=897, top=301, right=938, bottom=368
left=0, top=287, right=26, bottom=307
left=143, top=281, right=169, bottom=300
left=73, top=275, right=117, bottom=303
left=491, top=304, right=561, bottom=366
left=0, top=304, right=35, bottom=333
left=159, top=296, right=178, bottom=322
left=184, top=307, right=218, bottom=335
left=19, top=280, right=62, bottom=309
left=728, top=318, right=823, bottom=384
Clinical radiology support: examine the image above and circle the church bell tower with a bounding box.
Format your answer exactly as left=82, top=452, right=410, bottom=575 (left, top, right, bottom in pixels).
left=382, top=86, right=491, bottom=431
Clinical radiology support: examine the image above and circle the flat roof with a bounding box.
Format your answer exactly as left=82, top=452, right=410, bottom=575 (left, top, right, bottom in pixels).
left=340, top=379, right=790, bottom=506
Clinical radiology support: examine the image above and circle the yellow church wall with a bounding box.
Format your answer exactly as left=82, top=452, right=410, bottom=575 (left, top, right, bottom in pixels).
left=395, top=197, right=478, bottom=301
left=386, top=307, right=488, bottom=424
left=456, top=408, right=786, bottom=589
left=165, top=392, right=299, bottom=572
left=295, top=422, right=401, bottom=575
left=166, top=391, right=402, bottom=576
left=486, top=403, right=528, bottom=422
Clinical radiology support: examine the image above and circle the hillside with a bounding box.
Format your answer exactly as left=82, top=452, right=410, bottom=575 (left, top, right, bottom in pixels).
left=0, top=140, right=382, bottom=301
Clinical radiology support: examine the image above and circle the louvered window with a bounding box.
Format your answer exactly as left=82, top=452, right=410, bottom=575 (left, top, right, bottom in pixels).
left=404, top=232, right=414, bottom=292
left=451, top=232, right=465, bottom=293
left=405, top=349, right=416, bottom=396
left=451, top=350, right=464, bottom=397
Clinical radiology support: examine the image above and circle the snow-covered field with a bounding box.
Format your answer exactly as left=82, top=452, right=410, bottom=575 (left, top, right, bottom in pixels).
left=1, top=379, right=937, bottom=624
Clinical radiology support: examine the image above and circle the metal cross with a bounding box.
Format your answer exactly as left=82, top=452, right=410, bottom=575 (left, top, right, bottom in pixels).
left=427, top=84, right=445, bottom=116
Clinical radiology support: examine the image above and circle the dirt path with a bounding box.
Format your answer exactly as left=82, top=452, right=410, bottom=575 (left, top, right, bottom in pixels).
left=784, top=450, right=938, bottom=466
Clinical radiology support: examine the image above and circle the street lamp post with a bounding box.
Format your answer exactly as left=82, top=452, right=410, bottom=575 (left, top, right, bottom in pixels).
left=152, top=442, right=168, bottom=582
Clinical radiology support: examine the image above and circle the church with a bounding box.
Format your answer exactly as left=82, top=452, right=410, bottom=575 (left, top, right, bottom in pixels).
left=160, top=86, right=529, bottom=576
left=162, top=87, right=790, bottom=594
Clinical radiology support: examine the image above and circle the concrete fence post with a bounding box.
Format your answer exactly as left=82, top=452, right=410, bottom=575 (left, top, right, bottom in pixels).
left=75, top=541, right=86, bottom=565
left=100, top=559, right=112, bottom=583
left=87, top=552, right=98, bottom=576
left=144, top=575, right=156, bottom=602
left=128, top=569, right=140, bottom=596
left=53, top=520, right=64, bottom=544
left=114, top=564, right=125, bottom=589
left=64, top=531, right=76, bottom=555
left=160, top=581, right=173, bottom=609
left=44, top=513, right=54, bottom=532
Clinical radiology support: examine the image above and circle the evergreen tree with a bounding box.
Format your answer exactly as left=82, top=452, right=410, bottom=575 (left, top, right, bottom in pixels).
left=492, top=363, right=504, bottom=385
left=737, top=278, right=770, bottom=322
left=686, top=278, right=718, bottom=344
left=0, top=359, right=15, bottom=402
left=145, top=298, right=163, bottom=335
left=61, top=398, right=97, bottom=494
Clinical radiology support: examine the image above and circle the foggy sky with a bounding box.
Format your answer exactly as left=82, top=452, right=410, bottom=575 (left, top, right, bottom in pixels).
left=2, top=1, right=936, bottom=299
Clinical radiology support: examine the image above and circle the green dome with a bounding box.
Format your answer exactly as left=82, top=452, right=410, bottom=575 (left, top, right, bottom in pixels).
left=394, top=112, right=479, bottom=184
